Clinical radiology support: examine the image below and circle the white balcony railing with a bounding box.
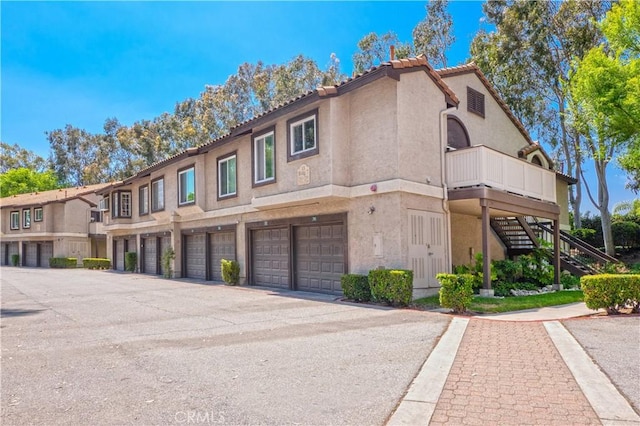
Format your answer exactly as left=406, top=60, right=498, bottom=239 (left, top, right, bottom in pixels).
left=446, top=145, right=556, bottom=203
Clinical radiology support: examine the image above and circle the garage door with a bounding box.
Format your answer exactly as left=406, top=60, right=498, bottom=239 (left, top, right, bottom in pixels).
left=159, top=236, right=171, bottom=276
left=24, top=243, right=38, bottom=267
left=7, top=242, right=19, bottom=265
left=210, top=231, right=236, bottom=282
left=143, top=237, right=158, bottom=274
left=1, top=244, right=7, bottom=265
left=115, top=239, right=125, bottom=270
left=40, top=242, right=53, bottom=268
left=184, top=234, right=206, bottom=279
left=294, top=223, right=346, bottom=294
left=252, top=228, right=290, bottom=289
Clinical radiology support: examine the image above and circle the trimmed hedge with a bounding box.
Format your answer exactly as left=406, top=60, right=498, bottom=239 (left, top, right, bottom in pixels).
left=11, top=254, right=20, bottom=266
left=341, top=274, right=371, bottom=302
left=369, top=269, right=413, bottom=306
left=83, top=258, right=111, bottom=270
left=124, top=252, right=137, bottom=272
left=438, top=273, right=474, bottom=314
left=221, top=259, right=240, bottom=285
left=49, top=257, right=77, bottom=268
left=581, top=274, right=640, bottom=314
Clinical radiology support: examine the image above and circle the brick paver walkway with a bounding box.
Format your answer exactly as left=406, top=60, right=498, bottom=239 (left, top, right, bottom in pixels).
left=429, top=319, right=601, bottom=426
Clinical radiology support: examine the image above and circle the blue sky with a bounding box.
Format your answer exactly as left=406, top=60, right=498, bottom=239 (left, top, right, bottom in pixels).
left=1, top=1, right=635, bottom=213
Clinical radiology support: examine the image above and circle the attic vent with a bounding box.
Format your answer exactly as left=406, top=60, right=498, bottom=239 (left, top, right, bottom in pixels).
left=467, top=87, right=485, bottom=118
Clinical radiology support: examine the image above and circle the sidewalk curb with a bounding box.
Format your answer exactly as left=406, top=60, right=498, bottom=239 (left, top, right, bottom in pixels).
left=386, top=317, right=469, bottom=426
left=544, top=321, right=640, bottom=425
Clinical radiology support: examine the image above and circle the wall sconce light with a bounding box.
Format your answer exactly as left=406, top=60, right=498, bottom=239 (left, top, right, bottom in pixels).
left=367, top=206, right=376, bottom=215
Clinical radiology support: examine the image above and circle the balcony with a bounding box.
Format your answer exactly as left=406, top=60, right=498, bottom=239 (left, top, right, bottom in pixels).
left=446, top=145, right=556, bottom=204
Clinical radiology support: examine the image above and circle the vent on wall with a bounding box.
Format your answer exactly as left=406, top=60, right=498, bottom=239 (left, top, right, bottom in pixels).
left=467, top=86, right=485, bottom=118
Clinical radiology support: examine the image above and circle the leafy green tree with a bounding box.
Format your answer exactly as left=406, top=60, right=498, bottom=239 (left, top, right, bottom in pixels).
left=569, top=0, right=640, bottom=256
left=0, top=168, right=60, bottom=197
left=352, top=31, right=412, bottom=73
left=471, top=0, right=609, bottom=229
left=412, top=0, right=454, bottom=68
left=0, top=142, right=48, bottom=173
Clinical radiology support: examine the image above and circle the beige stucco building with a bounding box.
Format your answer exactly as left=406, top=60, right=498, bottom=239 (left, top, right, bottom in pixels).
left=97, top=57, right=575, bottom=298
left=0, top=184, right=110, bottom=267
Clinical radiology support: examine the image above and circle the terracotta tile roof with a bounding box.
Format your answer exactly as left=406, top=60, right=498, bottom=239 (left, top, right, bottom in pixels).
left=119, top=55, right=460, bottom=182
left=435, top=63, right=556, bottom=167
left=0, top=183, right=111, bottom=208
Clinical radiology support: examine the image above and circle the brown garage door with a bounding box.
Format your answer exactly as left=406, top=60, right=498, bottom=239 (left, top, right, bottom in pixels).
left=294, top=223, right=346, bottom=294
left=115, top=239, right=125, bottom=270
left=142, top=238, right=158, bottom=274
left=159, top=236, right=171, bottom=276
left=1, top=243, right=7, bottom=266
left=7, top=242, right=19, bottom=265
left=252, top=228, right=290, bottom=289
left=184, top=234, right=206, bottom=280
left=24, top=243, right=38, bottom=267
left=209, top=231, right=236, bottom=282
left=40, top=242, right=53, bottom=268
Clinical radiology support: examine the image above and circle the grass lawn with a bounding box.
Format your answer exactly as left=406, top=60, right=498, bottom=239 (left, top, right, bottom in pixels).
left=414, top=290, right=584, bottom=314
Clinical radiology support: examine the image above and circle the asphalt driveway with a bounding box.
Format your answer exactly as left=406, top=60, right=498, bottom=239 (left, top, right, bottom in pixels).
left=1, top=267, right=450, bottom=425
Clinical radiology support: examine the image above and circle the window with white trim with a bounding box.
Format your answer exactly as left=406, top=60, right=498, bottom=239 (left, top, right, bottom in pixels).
left=178, top=167, right=195, bottom=205
left=151, top=178, right=165, bottom=211
left=10, top=211, right=19, bottom=230
left=34, top=207, right=43, bottom=222
left=111, top=191, right=132, bottom=218
left=218, top=153, right=237, bottom=199
left=253, top=130, right=275, bottom=184
left=139, top=185, right=149, bottom=215
left=289, top=114, right=316, bottom=157
left=23, top=209, right=31, bottom=229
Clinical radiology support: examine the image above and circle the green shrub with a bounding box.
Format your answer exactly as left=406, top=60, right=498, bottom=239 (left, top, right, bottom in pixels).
left=437, top=273, right=474, bottom=313
left=161, top=247, right=175, bottom=278
left=368, top=269, right=413, bottom=306
left=560, top=273, right=581, bottom=289
left=11, top=254, right=20, bottom=266
left=341, top=274, right=371, bottom=302
left=581, top=274, right=640, bottom=314
left=124, top=252, right=137, bottom=272
left=221, top=259, right=240, bottom=285
left=83, top=258, right=111, bottom=270
left=49, top=257, right=77, bottom=268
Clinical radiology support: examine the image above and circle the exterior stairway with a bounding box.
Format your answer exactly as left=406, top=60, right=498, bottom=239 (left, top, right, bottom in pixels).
left=490, top=216, right=619, bottom=277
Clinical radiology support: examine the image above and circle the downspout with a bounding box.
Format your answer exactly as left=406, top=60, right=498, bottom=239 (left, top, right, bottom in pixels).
left=440, top=106, right=457, bottom=274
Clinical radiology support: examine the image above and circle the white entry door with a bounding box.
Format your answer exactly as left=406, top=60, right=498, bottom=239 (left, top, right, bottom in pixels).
left=408, top=210, right=447, bottom=288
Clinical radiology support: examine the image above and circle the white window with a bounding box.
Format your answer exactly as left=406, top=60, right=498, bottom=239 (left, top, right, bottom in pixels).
left=139, top=185, right=149, bottom=215
left=10, top=211, right=19, bottom=230
left=178, top=167, right=195, bottom=205
left=112, top=192, right=119, bottom=217
left=290, top=115, right=316, bottom=156
left=120, top=192, right=131, bottom=217
left=254, top=131, right=275, bottom=184
left=152, top=178, right=164, bottom=211
left=23, top=209, right=31, bottom=229
left=218, top=154, right=237, bottom=198
left=34, top=207, right=43, bottom=222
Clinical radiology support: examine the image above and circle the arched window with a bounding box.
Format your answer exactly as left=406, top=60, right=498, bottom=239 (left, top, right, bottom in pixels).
left=447, top=116, right=470, bottom=149
left=531, top=155, right=543, bottom=166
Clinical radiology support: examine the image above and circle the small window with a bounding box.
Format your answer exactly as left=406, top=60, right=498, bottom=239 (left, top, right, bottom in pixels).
left=34, top=207, right=43, bottom=222
left=139, top=185, right=149, bottom=216
left=151, top=177, right=165, bottom=212
left=447, top=116, right=471, bottom=149
left=111, top=192, right=119, bottom=217
left=178, top=166, right=195, bottom=205
left=287, top=109, right=318, bottom=161
left=467, top=87, right=485, bottom=118
left=253, top=128, right=276, bottom=186
left=218, top=153, right=237, bottom=199
left=10, top=211, right=19, bottom=230
left=120, top=192, right=131, bottom=217
left=22, top=209, right=31, bottom=229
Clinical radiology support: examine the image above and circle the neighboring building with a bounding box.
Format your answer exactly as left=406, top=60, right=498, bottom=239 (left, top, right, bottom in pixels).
left=97, top=56, right=580, bottom=297
left=0, top=184, right=110, bottom=267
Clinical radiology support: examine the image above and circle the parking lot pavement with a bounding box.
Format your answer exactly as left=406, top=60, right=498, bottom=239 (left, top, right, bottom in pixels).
left=563, top=316, right=640, bottom=414
left=1, top=267, right=450, bottom=425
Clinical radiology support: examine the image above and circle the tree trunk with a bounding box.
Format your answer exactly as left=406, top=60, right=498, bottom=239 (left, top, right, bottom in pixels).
left=595, top=160, right=615, bottom=256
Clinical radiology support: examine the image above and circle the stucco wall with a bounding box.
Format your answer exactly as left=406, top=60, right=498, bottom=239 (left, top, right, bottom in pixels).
left=440, top=73, right=530, bottom=157
left=450, top=212, right=505, bottom=267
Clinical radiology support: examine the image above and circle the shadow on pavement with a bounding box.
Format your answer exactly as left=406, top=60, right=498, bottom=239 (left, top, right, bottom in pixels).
left=1, top=308, right=45, bottom=318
